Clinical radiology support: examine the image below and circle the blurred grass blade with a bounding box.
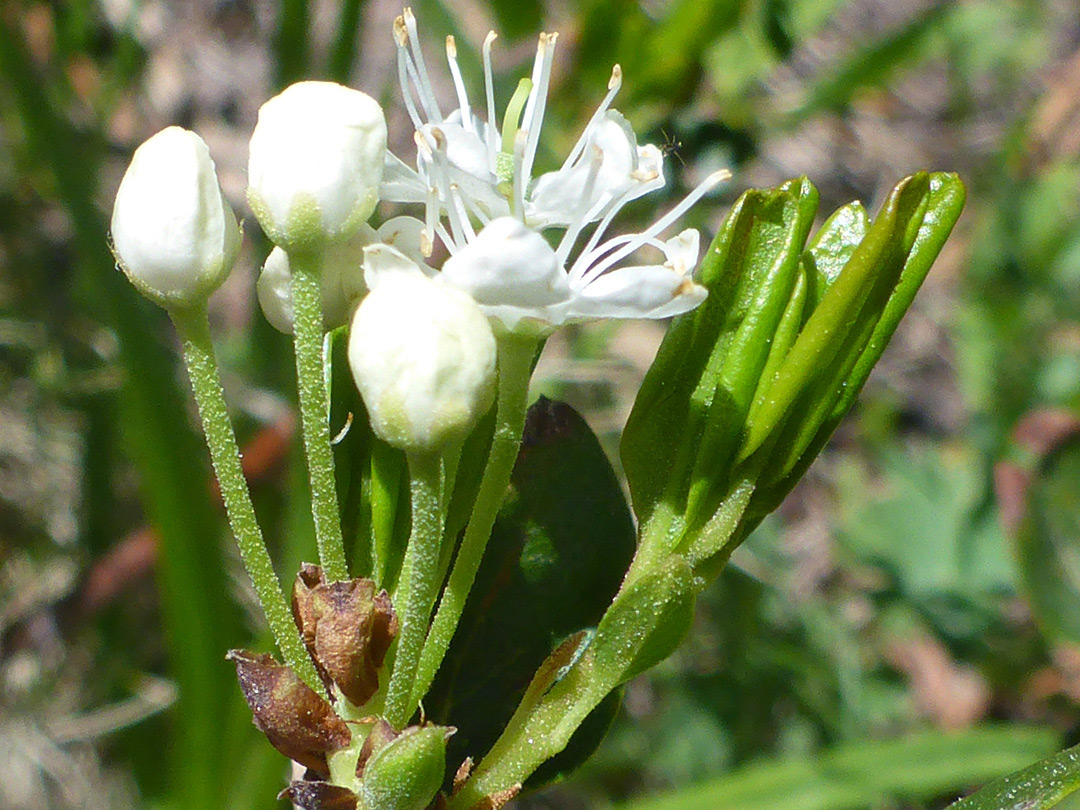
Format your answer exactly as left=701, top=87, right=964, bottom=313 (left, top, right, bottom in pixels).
left=996, top=410, right=1080, bottom=646
left=327, top=0, right=370, bottom=83
left=611, top=727, right=1059, bottom=810
left=788, top=3, right=950, bottom=124
left=274, top=0, right=311, bottom=88
left=948, top=740, right=1080, bottom=810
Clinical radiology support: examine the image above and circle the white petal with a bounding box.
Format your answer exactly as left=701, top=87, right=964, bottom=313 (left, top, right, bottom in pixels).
left=348, top=272, right=496, bottom=453
left=569, top=264, right=707, bottom=320
left=375, top=216, right=437, bottom=272
left=440, top=217, right=570, bottom=309
left=663, top=228, right=700, bottom=275
left=528, top=110, right=659, bottom=228
left=362, top=243, right=431, bottom=292
left=111, top=127, right=240, bottom=307
left=424, top=117, right=493, bottom=183
left=379, top=150, right=428, bottom=204
left=257, top=228, right=373, bottom=334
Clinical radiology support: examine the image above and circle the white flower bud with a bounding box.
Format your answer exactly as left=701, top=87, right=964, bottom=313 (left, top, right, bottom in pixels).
left=247, top=81, right=387, bottom=249
left=348, top=271, right=496, bottom=454
left=255, top=228, right=371, bottom=335
left=110, top=127, right=241, bottom=308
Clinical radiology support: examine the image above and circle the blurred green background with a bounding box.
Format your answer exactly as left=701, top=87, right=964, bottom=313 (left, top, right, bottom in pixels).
left=4, top=0, right=1080, bottom=808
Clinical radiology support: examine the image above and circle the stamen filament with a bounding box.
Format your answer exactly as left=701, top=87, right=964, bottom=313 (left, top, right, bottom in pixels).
left=482, top=31, right=499, bottom=171
left=520, top=33, right=557, bottom=186
left=579, top=169, right=730, bottom=283
left=445, top=35, right=473, bottom=133
left=403, top=8, right=442, bottom=122
left=556, top=145, right=604, bottom=265
left=561, top=64, right=622, bottom=171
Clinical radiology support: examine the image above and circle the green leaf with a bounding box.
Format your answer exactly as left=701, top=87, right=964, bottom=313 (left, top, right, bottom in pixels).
left=425, top=398, right=635, bottom=771
left=621, top=177, right=819, bottom=529
left=611, top=726, right=1060, bottom=810
left=948, top=740, right=1080, bottom=810
left=739, top=172, right=931, bottom=463
left=592, top=554, right=698, bottom=685
left=753, top=172, right=965, bottom=510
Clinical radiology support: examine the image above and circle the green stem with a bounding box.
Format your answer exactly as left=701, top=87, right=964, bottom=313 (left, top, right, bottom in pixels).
left=289, top=250, right=349, bottom=582
left=384, top=452, right=446, bottom=729
left=170, top=307, right=324, bottom=695
left=408, top=335, right=536, bottom=710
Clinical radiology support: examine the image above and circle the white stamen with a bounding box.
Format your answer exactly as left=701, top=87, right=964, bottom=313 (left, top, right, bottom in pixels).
left=449, top=184, right=476, bottom=242
left=482, top=31, right=499, bottom=172
left=445, top=36, right=473, bottom=133
left=512, top=128, right=527, bottom=219
left=429, top=129, right=470, bottom=248
left=561, top=64, right=623, bottom=172
left=520, top=33, right=557, bottom=188
left=570, top=179, right=653, bottom=280
left=395, top=36, right=425, bottom=131
left=403, top=8, right=442, bottom=123
left=578, top=169, right=729, bottom=283
left=423, top=185, right=439, bottom=257
left=556, top=145, right=604, bottom=265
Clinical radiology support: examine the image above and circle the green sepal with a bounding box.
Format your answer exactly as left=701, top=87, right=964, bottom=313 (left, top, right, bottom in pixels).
left=359, top=725, right=451, bottom=810
left=621, top=177, right=819, bottom=532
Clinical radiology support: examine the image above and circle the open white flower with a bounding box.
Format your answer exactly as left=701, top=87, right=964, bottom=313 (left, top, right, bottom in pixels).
left=381, top=9, right=727, bottom=334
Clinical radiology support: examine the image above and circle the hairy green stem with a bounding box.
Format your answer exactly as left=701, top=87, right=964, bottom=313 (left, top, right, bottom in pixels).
left=408, top=335, right=536, bottom=710
left=170, top=307, right=324, bottom=695
left=288, top=250, right=349, bottom=581
left=384, top=451, right=446, bottom=729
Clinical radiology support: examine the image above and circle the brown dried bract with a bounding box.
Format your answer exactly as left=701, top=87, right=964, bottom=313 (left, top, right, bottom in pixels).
left=279, top=780, right=359, bottom=810
left=292, top=564, right=399, bottom=706
left=355, top=717, right=400, bottom=777
left=228, top=650, right=351, bottom=775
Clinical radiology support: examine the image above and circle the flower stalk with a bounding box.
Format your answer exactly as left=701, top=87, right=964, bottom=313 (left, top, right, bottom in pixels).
left=383, top=451, right=447, bottom=729
left=289, top=248, right=350, bottom=582
left=409, top=334, right=536, bottom=709
left=170, top=305, right=324, bottom=695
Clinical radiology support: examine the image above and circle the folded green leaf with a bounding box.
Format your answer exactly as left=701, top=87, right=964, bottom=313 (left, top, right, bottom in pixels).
left=622, top=177, right=819, bottom=537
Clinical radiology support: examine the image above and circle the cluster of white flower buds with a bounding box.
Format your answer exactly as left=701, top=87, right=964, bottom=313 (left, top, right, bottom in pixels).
left=110, top=12, right=724, bottom=453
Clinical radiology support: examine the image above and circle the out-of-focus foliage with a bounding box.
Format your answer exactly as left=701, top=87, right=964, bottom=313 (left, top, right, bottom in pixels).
left=5, top=0, right=1080, bottom=808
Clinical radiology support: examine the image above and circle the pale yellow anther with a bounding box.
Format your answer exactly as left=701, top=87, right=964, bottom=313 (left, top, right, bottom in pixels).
left=483, top=30, right=497, bottom=48
left=446, top=35, right=457, bottom=58
left=393, top=15, right=408, bottom=45
left=609, top=64, right=623, bottom=90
